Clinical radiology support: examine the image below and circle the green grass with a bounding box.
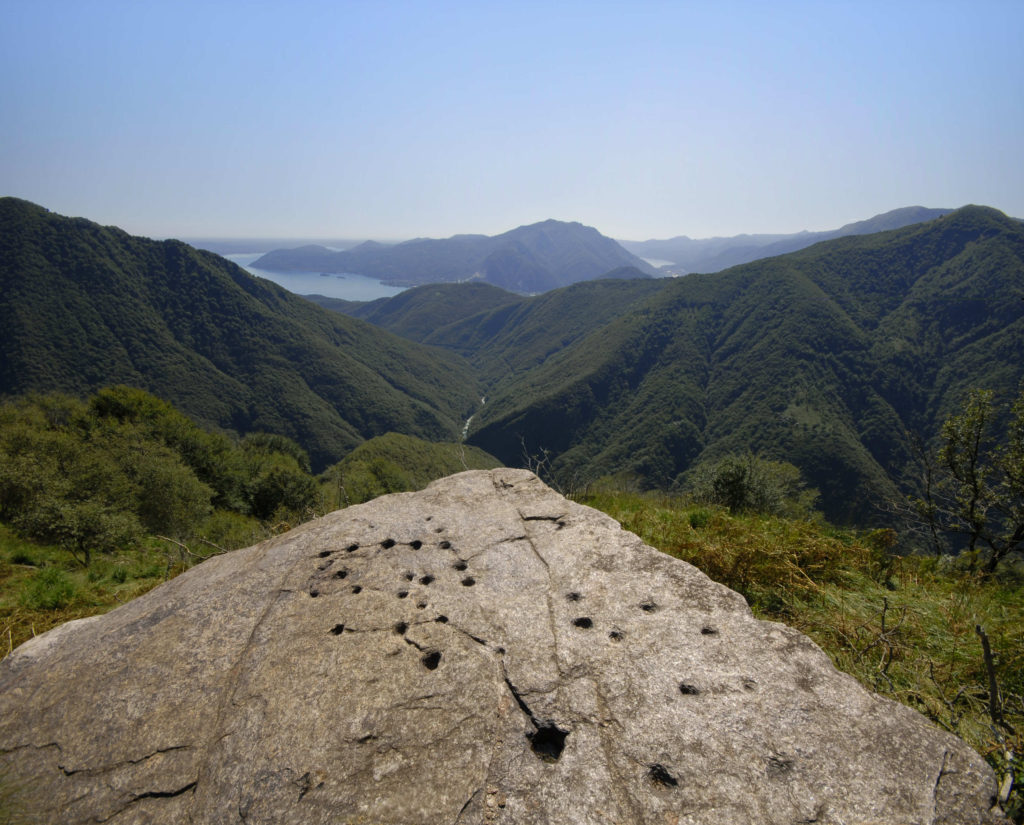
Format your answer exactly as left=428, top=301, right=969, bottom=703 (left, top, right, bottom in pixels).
left=0, top=523, right=248, bottom=654
left=580, top=489, right=1024, bottom=821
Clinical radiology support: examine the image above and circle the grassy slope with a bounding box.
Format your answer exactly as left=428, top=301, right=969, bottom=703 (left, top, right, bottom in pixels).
left=581, top=490, right=1023, bottom=819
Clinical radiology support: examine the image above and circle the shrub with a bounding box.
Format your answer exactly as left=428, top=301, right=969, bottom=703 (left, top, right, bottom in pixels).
left=685, top=453, right=819, bottom=518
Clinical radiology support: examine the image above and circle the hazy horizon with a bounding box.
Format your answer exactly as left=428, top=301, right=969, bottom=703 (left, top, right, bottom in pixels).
left=3, top=1, right=1022, bottom=241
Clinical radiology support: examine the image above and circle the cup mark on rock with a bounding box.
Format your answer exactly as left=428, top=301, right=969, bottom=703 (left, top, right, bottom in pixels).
left=648, top=764, right=678, bottom=788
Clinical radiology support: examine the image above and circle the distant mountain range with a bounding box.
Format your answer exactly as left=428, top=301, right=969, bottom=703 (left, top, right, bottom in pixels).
left=3, top=198, right=1022, bottom=524
left=252, top=219, right=659, bottom=293
left=619, top=206, right=955, bottom=273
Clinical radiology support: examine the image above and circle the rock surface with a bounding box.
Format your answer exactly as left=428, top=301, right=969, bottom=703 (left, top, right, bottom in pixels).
left=0, top=469, right=1006, bottom=824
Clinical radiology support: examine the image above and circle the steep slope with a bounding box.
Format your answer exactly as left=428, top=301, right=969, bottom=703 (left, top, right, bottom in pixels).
left=252, top=219, right=659, bottom=292
left=0, top=198, right=480, bottom=470
left=465, top=207, right=1024, bottom=523
left=620, top=206, right=953, bottom=273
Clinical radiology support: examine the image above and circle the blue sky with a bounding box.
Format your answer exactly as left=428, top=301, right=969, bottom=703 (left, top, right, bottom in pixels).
left=2, top=1, right=1022, bottom=241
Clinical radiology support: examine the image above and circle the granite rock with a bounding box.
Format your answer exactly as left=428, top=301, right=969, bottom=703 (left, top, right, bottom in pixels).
left=0, top=469, right=1006, bottom=824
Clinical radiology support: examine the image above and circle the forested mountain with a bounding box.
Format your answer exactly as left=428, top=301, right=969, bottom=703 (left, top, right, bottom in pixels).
left=620, top=206, right=953, bottom=274
left=0, top=198, right=479, bottom=470
left=252, top=219, right=659, bottom=292
left=470, top=207, right=1024, bottom=522
left=340, top=206, right=1024, bottom=524
left=5, top=198, right=1021, bottom=524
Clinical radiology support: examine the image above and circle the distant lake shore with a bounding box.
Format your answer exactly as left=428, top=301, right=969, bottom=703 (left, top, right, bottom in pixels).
left=225, top=253, right=407, bottom=303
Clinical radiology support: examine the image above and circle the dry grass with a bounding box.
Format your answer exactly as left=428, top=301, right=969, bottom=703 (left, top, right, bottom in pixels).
left=581, top=490, right=1024, bottom=820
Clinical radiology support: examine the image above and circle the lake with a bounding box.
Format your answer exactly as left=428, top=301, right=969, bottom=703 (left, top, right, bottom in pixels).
left=225, top=253, right=407, bottom=302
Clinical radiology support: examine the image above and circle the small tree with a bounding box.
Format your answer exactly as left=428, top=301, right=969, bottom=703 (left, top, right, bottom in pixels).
left=915, top=388, right=1024, bottom=575
left=686, top=453, right=819, bottom=518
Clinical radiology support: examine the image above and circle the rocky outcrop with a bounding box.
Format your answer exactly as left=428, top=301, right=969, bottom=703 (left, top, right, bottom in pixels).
left=0, top=469, right=1006, bottom=824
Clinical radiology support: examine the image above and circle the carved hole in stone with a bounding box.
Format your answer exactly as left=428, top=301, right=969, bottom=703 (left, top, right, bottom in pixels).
left=346, top=543, right=359, bottom=553
left=640, top=600, right=658, bottom=613
left=357, top=734, right=377, bottom=744
left=528, top=724, right=568, bottom=762
left=397, top=590, right=409, bottom=599
left=701, top=626, right=718, bottom=635
left=422, top=651, right=442, bottom=670
left=410, top=540, right=423, bottom=550
left=609, top=630, right=624, bottom=641
left=419, top=575, right=434, bottom=586
left=381, top=539, right=396, bottom=549
left=439, top=540, right=452, bottom=549
left=417, top=601, right=428, bottom=609
left=765, top=755, right=793, bottom=778
left=309, top=589, right=320, bottom=598
left=648, top=764, right=678, bottom=787
left=453, top=560, right=467, bottom=571
left=743, top=678, right=757, bottom=691
left=330, top=624, right=345, bottom=635
left=394, top=622, right=408, bottom=635
left=497, top=647, right=506, bottom=654
left=572, top=617, right=593, bottom=629
left=333, top=569, right=348, bottom=579
left=678, top=683, right=701, bottom=695
left=351, top=585, right=362, bottom=594
left=435, top=615, right=449, bottom=624
left=435, top=528, right=444, bottom=534
left=318, top=550, right=331, bottom=558
left=461, top=576, right=476, bottom=587
left=566, top=591, right=581, bottom=602
left=403, top=572, right=415, bottom=581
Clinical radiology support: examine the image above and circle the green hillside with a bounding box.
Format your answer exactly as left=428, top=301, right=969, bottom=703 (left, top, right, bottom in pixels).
left=320, top=432, right=502, bottom=508
left=0, top=198, right=481, bottom=470
left=454, top=206, right=1024, bottom=524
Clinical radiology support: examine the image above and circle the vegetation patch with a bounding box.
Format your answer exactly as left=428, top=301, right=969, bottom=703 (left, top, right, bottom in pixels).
left=581, top=489, right=1023, bottom=821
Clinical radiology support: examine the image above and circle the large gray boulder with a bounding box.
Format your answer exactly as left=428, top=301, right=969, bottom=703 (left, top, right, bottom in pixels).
left=0, top=469, right=1006, bottom=824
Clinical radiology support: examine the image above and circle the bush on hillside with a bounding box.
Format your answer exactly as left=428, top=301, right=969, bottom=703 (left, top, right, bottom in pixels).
left=684, top=453, right=819, bottom=519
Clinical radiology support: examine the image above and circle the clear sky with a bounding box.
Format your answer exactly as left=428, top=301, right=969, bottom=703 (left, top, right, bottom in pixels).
left=2, top=1, right=1022, bottom=241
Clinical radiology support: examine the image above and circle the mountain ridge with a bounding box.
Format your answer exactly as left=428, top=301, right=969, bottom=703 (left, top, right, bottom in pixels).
left=0, top=197, right=480, bottom=471
left=619, top=205, right=955, bottom=273
left=252, top=218, right=659, bottom=293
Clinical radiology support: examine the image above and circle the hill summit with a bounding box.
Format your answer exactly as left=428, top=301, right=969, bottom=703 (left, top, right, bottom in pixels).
left=252, top=219, right=659, bottom=293
left=0, top=470, right=1004, bottom=823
